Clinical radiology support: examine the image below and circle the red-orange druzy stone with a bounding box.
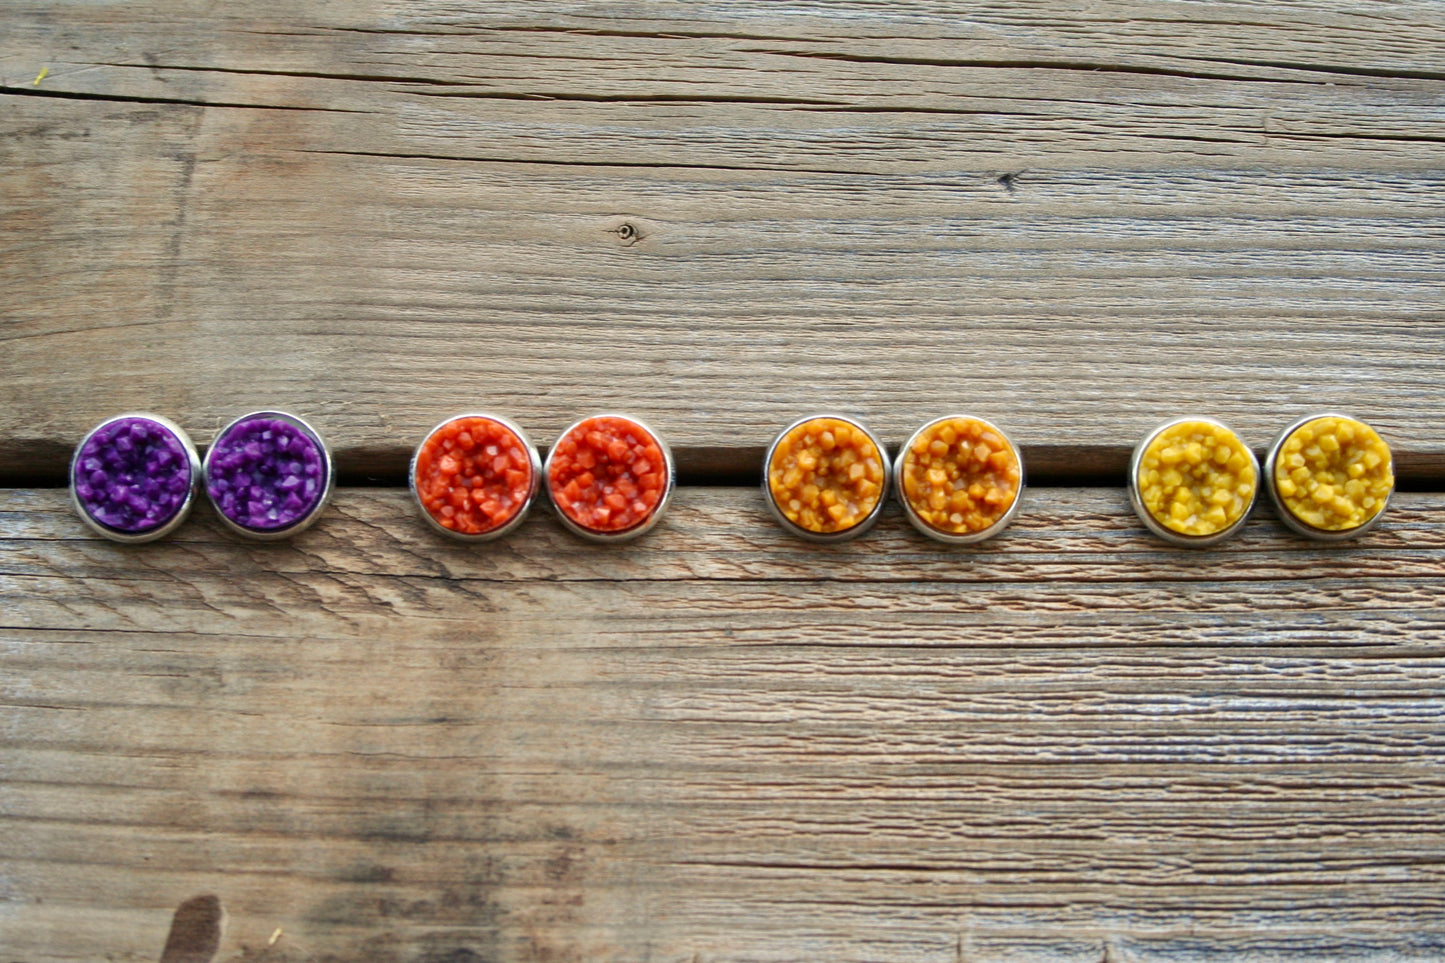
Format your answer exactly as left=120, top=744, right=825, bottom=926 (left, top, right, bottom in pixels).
left=548, top=416, right=667, bottom=533
left=414, top=416, right=534, bottom=536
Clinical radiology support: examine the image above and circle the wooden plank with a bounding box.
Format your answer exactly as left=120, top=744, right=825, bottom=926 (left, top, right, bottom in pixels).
left=3, top=487, right=1445, bottom=961
left=3, top=3, right=1444, bottom=480
left=5, top=3, right=1445, bottom=960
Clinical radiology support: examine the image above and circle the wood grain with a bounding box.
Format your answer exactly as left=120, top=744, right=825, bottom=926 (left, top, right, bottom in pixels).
left=4, top=487, right=1445, bottom=961
left=3, top=2, right=1444, bottom=481
left=5, top=3, right=1445, bottom=960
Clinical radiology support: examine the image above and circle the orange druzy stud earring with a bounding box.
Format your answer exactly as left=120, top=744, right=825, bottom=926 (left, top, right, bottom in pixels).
left=894, top=415, right=1024, bottom=544
left=764, top=414, right=889, bottom=542
left=410, top=413, right=541, bottom=541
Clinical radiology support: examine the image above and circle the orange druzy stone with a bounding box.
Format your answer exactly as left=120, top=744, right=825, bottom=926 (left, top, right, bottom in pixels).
left=548, top=416, right=667, bottom=533
left=414, top=416, right=535, bottom=536
left=900, top=417, right=1021, bottom=536
left=767, top=417, right=885, bottom=535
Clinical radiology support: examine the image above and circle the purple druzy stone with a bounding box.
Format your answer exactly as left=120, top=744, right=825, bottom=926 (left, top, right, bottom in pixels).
left=72, top=416, right=193, bottom=533
left=207, top=415, right=326, bottom=531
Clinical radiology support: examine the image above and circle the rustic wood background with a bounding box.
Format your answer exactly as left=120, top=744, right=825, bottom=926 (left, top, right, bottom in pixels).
left=2, top=2, right=1444, bottom=960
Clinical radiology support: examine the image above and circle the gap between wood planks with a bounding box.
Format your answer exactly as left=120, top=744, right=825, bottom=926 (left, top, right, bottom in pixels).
left=3, top=443, right=1441, bottom=491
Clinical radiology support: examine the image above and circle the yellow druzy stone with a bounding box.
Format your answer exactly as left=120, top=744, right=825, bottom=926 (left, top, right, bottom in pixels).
left=1274, top=415, right=1392, bottom=531
left=1137, top=421, right=1256, bottom=537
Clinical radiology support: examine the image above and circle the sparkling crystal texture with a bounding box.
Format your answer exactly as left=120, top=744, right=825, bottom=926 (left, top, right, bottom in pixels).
left=72, top=416, right=193, bottom=533
left=206, top=415, right=326, bottom=531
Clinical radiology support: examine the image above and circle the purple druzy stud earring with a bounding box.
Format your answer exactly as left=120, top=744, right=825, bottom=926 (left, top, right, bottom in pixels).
left=203, top=411, right=334, bottom=539
left=70, top=413, right=202, bottom=543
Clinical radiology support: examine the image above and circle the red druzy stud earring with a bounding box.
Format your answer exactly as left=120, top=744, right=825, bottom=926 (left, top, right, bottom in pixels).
left=410, top=413, right=541, bottom=541
left=545, top=414, right=675, bottom=542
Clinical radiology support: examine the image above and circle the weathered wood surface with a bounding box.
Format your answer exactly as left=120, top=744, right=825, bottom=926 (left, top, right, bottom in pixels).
left=2, top=2, right=1444, bottom=481
left=5, top=2, right=1445, bottom=961
left=4, top=487, right=1445, bottom=962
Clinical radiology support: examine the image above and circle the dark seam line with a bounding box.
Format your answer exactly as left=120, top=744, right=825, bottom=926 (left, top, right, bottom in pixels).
left=407, top=90, right=844, bottom=105
left=90, top=62, right=474, bottom=87
left=1187, top=54, right=1445, bottom=84
left=5, top=477, right=1444, bottom=492
left=0, top=85, right=366, bottom=112
left=737, top=50, right=1334, bottom=87
left=291, top=147, right=881, bottom=176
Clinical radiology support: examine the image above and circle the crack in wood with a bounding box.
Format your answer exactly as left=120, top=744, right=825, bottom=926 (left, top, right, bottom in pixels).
left=91, top=61, right=477, bottom=87
left=289, top=147, right=880, bottom=177
left=740, top=49, right=1349, bottom=86
left=1188, top=55, right=1445, bottom=84
left=409, top=90, right=845, bottom=106
left=0, top=85, right=367, bottom=112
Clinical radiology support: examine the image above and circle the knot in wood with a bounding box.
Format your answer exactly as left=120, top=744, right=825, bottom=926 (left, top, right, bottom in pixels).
left=605, top=216, right=649, bottom=246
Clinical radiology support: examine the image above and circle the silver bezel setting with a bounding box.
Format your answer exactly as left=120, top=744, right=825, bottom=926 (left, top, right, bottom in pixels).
left=409, top=412, right=542, bottom=542
left=1264, top=411, right=1394, bottom=542
left=893, top=415, right=1025, bottom=545
left=203, top=410, right=335, bottom=541
left=1128, top=416, right=1258, bottom=548
left=762, top=413, right=890, bottom=544
left=70, top=412, right=201, bottom=544
left=544, top=413, right=675, bottom=543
